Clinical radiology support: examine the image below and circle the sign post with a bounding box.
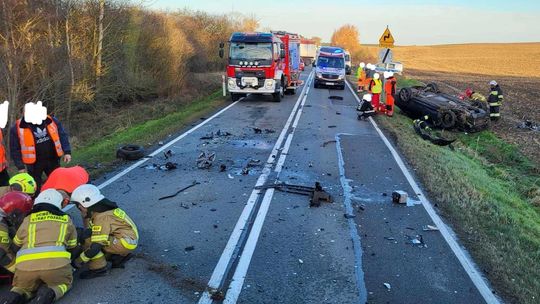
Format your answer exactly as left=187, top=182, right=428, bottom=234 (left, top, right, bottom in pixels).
left=378, top=26, right=395, bottom=109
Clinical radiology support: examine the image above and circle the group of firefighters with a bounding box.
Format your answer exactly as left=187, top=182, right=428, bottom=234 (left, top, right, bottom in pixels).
left=355, top=62, right=504, bottom=121
left=356, top=62, right=397, bottom=117
left=0, top=110, right=139, bottom=304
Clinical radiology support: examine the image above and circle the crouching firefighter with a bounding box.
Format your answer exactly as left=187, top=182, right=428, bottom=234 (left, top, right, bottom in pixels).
left=3, top=189, right=78, bottom=304
left=71, top=184, right=138, bottom=279
left=0, top=192, right=33, bottom=274
left=488, top=80, right=503, bottom=120
left=357, top=94, right=376, bottom=120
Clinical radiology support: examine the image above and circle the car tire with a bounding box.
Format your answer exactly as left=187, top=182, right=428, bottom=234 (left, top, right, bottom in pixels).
left=314, top=81, right=319, bottom=89
left=438, top=109, right=457, bottom=129
left=398, top=87, right=413, bottom=103
left=339, top=85, right=345, bottom=90
left=426, top=83, right=440, bottom=93
left=117, top=145, right=145, bottom=161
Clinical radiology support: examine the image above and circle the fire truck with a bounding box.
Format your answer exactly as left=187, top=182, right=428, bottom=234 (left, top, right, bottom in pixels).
left=219, top=31, right=303, bottom=102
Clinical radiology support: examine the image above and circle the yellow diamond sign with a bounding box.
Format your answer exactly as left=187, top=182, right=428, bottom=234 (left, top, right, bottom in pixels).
left=379, top=27, right=395, bottom=48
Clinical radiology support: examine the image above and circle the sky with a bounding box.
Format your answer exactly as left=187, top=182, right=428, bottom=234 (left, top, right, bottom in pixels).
left=145, top=0, right=540, bottom=45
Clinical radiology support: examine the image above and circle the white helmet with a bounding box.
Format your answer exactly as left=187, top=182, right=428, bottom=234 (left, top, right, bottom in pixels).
left=489, top=80, right=497, bottom=86
left=363, top=94, right=372, bottom=102
left=360, top=62, right=365, bottom=68
left=384, top=71, right=394, bottom=79
left=374, top=73, right=380, bottom=80
left=71, top=184, right=105, bottom=208
left=35, top=189, right=63, bottom=209
left=369, top=64, right=376, bottom=70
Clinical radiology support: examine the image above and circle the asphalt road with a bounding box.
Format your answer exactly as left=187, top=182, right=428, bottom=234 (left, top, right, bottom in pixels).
left=6, top=67, right=498, bottom=303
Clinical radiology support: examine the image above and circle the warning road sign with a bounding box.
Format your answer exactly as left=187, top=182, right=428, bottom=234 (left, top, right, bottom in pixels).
left=379, top=27, right=395, bottom=48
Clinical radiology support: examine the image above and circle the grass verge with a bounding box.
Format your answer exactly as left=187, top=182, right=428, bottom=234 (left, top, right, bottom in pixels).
left=349, top=75, right=539, bottom=303
left=72, top=90, right=226, bottom=176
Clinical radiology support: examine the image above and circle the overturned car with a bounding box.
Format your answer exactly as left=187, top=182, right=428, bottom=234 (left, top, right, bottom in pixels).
left=396, top=83, right=490, bottom=132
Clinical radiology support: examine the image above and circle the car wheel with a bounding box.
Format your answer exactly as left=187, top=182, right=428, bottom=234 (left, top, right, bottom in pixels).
left=273, top=83, right=283, bottom=102
left=398, top=87, right=413, bottom=103
left=426, top=83, right=440, bottom=93
left=438, top=109, right=457, bottom=129
left=117, top=145, right=145, bottom=161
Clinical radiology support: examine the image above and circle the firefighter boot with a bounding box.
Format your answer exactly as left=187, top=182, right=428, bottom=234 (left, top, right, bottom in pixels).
left=27, top=286, right=55, bottom=304
left=79, top=263, right=111, bottom=280
left=1, top=291, right=25, bottom=304
left=110, top=253, right=133, bottom=269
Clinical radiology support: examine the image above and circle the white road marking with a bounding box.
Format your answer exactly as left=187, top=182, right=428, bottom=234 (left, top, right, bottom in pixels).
left=222, top=78, right=312, bottom=304
left=62, top=98, right=241, bottom=212
left=198, top=71, right=314, bottom=304
left=345, top=80, right=501, bottom=304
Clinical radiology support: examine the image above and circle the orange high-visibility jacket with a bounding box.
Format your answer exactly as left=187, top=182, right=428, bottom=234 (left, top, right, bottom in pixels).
left=0, top=131, right=7, bottom=171
left=16, top=116, right=64, bottom=165
left=385, top=77, right=397, bottom=97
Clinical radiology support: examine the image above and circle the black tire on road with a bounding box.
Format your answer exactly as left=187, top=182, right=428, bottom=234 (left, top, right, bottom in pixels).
left=398, top=87, right=413, bottom=103
left=426, top=83, right=440, bottom=93
left=230, top=93, right=245, bottom=102
left=117, top=145, right=145, bottom=161
left=438, top=109, right=457, bottom=129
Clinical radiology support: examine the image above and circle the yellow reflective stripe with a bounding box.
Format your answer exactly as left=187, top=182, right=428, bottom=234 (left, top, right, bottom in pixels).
left=56, top=223, right=67, bottom=247
left=490, top=91, right=498, bottom=95
left=16, top=251, right=71, bottom=264
left=124, top=216, right=139, bottom=239
left=28, top=224, right=36, bottom=249
left=114, top=208, right=139, bottom=239
left=0, top=231, right=8, bottom=237
left=79, top=252, right=90, bottom=262
left=91, top=251, right=104, bottom=260
left=91, top=234, right=109, bottom=241
left=57, top=284, right=68, bottom=295
left=66, top=239, right=78, bottom=247
left=30, top=212, right=69, bottom=223
left=120, top=238, right=137, bottom=250
left=13, top=235, right=23, bottom=246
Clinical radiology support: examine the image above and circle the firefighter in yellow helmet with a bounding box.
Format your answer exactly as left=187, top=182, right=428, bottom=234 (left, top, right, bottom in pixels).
left=71, top=184, right=138, bottom=279
left=8, top=173, right=37, bottom=197
left=3, top=189, right=78, bottom=304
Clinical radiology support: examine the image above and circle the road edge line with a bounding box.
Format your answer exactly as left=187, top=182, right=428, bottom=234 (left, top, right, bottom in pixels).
left=345, top=79, right=501, bottom=304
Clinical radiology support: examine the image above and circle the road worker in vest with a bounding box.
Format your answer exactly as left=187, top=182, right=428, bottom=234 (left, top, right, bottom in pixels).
left=10, top=105, right=72, bottom=190
left=0, top=191, right=33, bottom=274
left=365, top=64, right=375, bottom=93
left=2, top=189, right=78, bottom=304
left=357, top=62, right=366, bottom=92
left=0, top=128, right=10, bottom=197
left=368, top=73, right=383, bottom=111
left=71, top=184, right=138, bottom=279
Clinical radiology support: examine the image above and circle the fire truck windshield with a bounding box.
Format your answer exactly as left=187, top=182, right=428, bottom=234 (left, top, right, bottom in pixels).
left=317, top=56, right=344, bottom=68
left=229, top=42, right=273, bottom=61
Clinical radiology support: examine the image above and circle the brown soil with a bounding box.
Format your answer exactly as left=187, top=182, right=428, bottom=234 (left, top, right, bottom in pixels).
left=404, top=69, right=540, bottom=165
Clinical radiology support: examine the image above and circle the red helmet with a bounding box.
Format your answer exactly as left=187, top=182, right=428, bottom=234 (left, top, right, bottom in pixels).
left=0, top=191, right=33, bottom=216
left=464, top=88, right=473, bottom=97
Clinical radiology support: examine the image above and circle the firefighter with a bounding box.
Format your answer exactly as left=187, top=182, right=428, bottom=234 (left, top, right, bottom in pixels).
left=0, top=128, right=9, bottom=197
left=384, top=72, right=397, bottom=117
left=357, top=62, right=366, bottom=92
left=365, top=64, right=375, bottom=93
left=71, top=184, right=138, bottom=279
left=356, top=94, right=376, bottom=120
left=0, top=191, right=33, bottom=274
left=368, top=73, right=383, bottom=111
left=464, top=88, right=487, bottom=102
left=10, top=112, right=72, bottom=191
left=488, top=80, right=503, bottom=120
left=8, top=173, right=37, bottom=198
left=3, top=189, right=78, bottom=304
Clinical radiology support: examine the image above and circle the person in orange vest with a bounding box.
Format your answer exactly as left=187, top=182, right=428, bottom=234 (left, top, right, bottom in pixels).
left=10, top=112, right=72, bottom=191
left=357, top=62, right=366, bottom=92
left=365, top=64, right=375, bottom=93
left=384, top=71, right=397, bottom=117
left=368, top=73, right=383, bottom=111
left=0, top=129, right=10, bottom=197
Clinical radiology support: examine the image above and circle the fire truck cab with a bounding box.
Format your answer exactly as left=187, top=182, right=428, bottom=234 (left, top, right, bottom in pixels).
left=220, top=32, right=302, bottom=102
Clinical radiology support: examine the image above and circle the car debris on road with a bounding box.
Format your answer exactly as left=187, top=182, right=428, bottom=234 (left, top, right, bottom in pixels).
left=197, top=151, right=216, bottom=169
left=158, top=181, right=200, bottom=200
left=255, top=181, right=333, bottom=207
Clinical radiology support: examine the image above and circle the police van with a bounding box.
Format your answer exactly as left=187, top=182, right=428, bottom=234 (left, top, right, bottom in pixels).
left=314, top=46, right=346, bottom=90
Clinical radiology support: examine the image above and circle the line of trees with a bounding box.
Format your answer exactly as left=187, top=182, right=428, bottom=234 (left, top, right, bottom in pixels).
left=330, top=24, right=371, bottom=64
left=0, top=0, right=258, bottom=134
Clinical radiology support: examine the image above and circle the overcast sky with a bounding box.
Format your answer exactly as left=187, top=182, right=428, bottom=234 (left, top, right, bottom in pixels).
left=146, top=0, right=540, bottom=45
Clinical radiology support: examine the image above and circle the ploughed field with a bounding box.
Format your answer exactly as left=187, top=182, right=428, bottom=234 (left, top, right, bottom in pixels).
left=366, top=43, right=540, bottom=164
